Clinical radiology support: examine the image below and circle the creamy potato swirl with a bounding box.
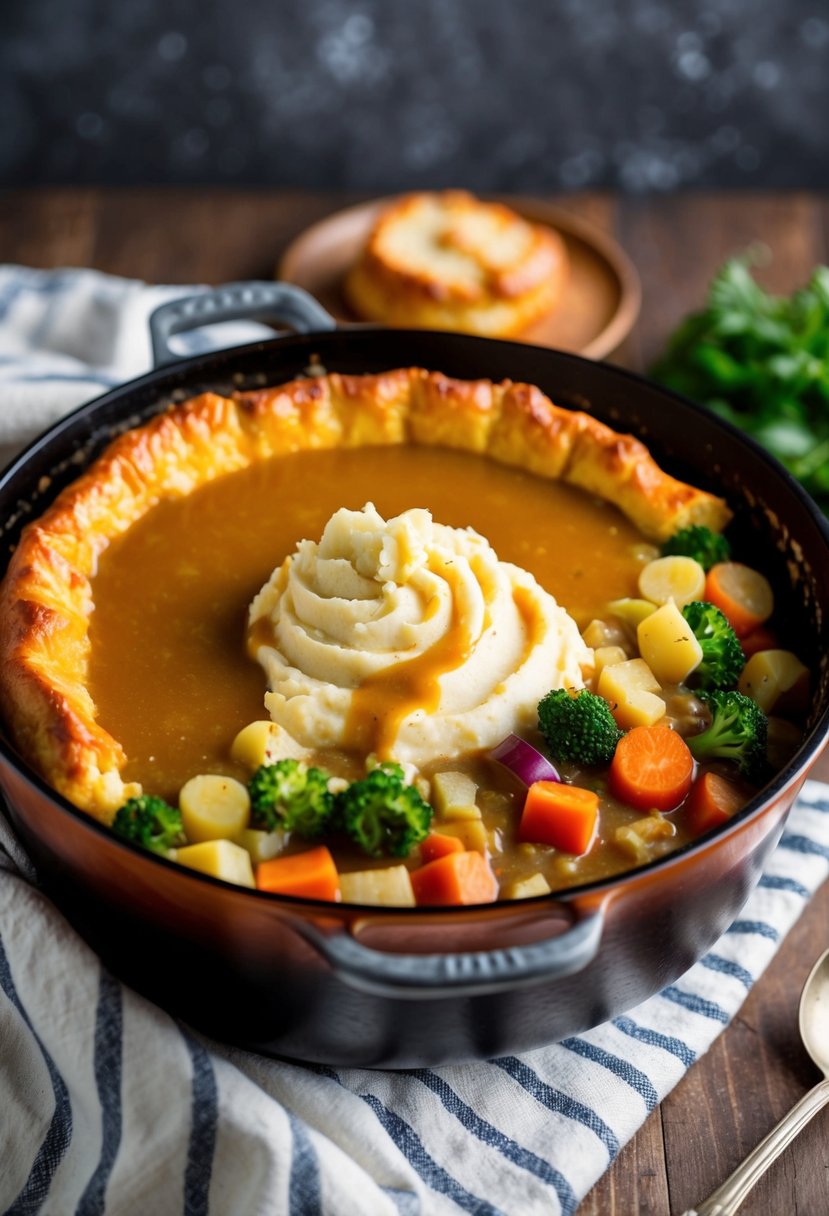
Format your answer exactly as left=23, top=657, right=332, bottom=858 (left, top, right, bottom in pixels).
left=248, top=503, right=592, bottom=766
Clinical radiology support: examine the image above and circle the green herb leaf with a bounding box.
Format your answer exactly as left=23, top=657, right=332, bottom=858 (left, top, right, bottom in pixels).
left=649, top=255, right=829, bottom=515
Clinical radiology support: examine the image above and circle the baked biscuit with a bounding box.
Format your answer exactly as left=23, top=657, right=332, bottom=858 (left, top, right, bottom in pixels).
left=0, top=369, right=730, bottom=819
left=345, top=191, right=568, bottom=336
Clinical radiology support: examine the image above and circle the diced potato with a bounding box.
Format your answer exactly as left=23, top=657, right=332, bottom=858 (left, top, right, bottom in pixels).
left=230, top=721, right=308, bottom=770
left=598, top=658, right=666, bottom=728
left=432, top=771, right=479, bottom=818
left=175, top=839, right=255, bottom=887
left=439, top=819, right=489, bottom=854
left=235, top=828, right=286, bottom=864
left=614, top=812, right=676, bottom=864
left=339, top=865, right=416, bottom=907
left=638, top=556, right=706, bottom=607
left=607, top=597, right=658, bottom=628
left=503, top=872, right=552, bottom=899
left=738, top=650, right=810, bottom=715
left=593, top=645, right=628, bottom=677
left=637, top=600, right=704, bottom=684
left=180, top=774, right=251, bottom=843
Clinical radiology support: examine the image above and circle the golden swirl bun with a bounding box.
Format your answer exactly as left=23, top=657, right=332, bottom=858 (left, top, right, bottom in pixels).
left=344, top=191, right=568, bottom=336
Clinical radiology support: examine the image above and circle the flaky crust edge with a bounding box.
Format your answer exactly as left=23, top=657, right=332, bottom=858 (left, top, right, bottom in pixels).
left=0, top=367, right=731, bottom=820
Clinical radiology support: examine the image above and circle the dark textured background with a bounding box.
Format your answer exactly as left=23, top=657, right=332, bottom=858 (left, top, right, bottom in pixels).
left=3, top=0, right=828, bottom=191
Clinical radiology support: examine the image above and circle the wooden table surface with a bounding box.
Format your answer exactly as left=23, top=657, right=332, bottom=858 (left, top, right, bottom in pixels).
left=1, top=188, right=827, bottom=1215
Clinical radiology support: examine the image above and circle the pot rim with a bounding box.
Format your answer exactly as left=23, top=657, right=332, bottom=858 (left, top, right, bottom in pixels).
left=1, top=325, right=828, bottom=916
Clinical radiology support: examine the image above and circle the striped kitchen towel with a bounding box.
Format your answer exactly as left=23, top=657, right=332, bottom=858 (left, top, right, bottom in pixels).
left=0, top=266, right=828, bottom=1215
left=1, top=785, right=827, bottom=1216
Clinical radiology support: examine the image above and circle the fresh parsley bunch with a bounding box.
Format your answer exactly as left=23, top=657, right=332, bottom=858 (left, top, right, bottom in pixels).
left=650, top=254, right=829, bottom=514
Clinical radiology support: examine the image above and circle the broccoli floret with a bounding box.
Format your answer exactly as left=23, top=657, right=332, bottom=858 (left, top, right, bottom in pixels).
left=112, top=794, right=186, bottom=855
left=661, top=525, right=730, bottom=571
left=335, top=762, right=433, bottom=858
left=537, top=688, right=623, bottom=767
left=687, top=690, right=768, bottom=783
left=682, top=600, right=745, bottom=690
left=249, top=758, right=334, bottom=837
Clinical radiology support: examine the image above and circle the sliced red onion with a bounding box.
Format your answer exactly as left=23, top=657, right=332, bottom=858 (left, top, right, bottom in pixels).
left=489, top=734, right=560, bottom=786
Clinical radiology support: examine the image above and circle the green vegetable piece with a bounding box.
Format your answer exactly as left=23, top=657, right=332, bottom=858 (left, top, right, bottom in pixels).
left=649, top=253, right=829, bottom=516
left=248, top=758, right=334, bottom=837
left=681, top=601, right=745, bottom=690
left=335, top=762, right=433, bottom=858
left=112, top=794, right=186, bottom=855
left=537, top=688, right=623, bottom=767
left=687, top=689, right=768, bottom=783
left=661, top=525, right=731, bottom=571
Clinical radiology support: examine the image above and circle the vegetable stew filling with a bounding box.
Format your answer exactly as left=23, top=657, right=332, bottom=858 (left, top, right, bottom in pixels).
left=87, top=444, right=807, bottom=904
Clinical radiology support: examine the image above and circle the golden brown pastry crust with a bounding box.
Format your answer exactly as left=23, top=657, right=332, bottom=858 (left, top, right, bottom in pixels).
left=0, top=368, right=730, bottom=820
left=345, top=191, right=568, bottom=336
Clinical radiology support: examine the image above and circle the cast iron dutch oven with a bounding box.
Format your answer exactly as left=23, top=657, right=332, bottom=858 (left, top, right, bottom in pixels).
left=1, top=282, right=827, bottom=1069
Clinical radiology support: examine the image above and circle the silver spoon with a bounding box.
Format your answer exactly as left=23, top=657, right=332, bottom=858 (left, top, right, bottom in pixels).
left=683, top=948, right=829, bottom=1216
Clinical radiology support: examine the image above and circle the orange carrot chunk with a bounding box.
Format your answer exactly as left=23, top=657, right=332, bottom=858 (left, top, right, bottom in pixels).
left=686, top=770, right=746, bottom=836
left=420, top=832, right=466, bottom=863
left=410, top=850, right=498, bottom=906
left=609, top=723, right=694, bottom=812
left=739, top=624, right=780, bottom=659
left=256, top=845, right=340, bottom=901
left=518, top=781, right=599, bottom=855
left=704, top=562, right=773, bottom=638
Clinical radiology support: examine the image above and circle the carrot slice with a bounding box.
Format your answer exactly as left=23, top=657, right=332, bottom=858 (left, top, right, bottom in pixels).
left=704, top=562, right=774, bottom=638
left=518, top=781, right=599, bottom=854
left=609, top=723, right=694, bottom=812
left=420, top=832, right=465, bottom=863
left=410, top=851, right=498, bottom=906
left=739, top=624, right=780, bottom=659
left=256, top=845, right=340, bottom=901
left=686, top=771, right=746, bottom=836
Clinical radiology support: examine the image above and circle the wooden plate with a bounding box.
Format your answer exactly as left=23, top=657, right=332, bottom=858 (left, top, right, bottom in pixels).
left=277, top=195, right=641, bottom=359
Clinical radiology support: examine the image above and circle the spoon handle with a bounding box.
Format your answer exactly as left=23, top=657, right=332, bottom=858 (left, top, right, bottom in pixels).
left=682, top=1076, right=829, bottom=1216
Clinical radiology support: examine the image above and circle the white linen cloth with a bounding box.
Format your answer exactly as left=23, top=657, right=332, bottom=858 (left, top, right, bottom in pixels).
left=0, top=265, right=828, bottom=1216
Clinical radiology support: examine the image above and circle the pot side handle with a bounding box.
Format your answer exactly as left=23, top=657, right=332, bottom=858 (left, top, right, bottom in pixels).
left=149, top=281, right=337, bottom=367
left=297, top=904, right=605, bottom=1000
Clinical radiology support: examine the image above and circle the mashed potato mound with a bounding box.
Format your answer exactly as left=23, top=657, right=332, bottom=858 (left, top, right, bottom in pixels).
left=248, top=503, right=592, bottom=767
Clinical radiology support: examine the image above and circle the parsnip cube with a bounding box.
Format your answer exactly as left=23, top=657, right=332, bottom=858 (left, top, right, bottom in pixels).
left=432, top=771, right=478, bottom=818
left=503, top=872, right=552, bottom=900
left=442, top=804, right=483, bottom=821
left=607, top=597, right=658, bottom=628
left=175, top=839, right=255, bottom=887
left=230, top=720, right=308, bottom=770
left=438, top=819, right=489, bottom=854
left=582, top=619, right=609, bottom=648
left=598, top=658, right=666, bottom=728
left=339, top=865, right=416, bottom=907
left=235, top=828, right=286, bottom=864
left=180, top=774, right=250, bottom=842
left=638, top=556, right=706, bottom=607
left=637, top=600, right=703, bottom=684
left=738, top=650, right=810, bottom=715
left=593, top=645, right=628, bottom=677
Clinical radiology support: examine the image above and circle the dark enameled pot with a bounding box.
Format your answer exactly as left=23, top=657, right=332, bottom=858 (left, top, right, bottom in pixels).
left=1, top=283, right=827, bottom=1068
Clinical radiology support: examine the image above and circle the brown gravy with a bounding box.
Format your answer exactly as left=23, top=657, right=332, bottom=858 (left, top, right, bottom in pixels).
left=88, top=444, right=647, bottom=800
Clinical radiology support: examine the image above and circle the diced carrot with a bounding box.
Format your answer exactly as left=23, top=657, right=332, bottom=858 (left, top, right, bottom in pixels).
left=739, top=624, right=780, bottom=659
left=410, top=851, right=498, bottom=906
left=686, top=771, right=746, bottom=836
left=518, top=781, right=599, bottom=855
left=609, top=723, right=694, bottom=812
left=704, top=562, right=773, bottom=638
left=256, top=845, right=340, bottom=901
left=420, top=832, right=465, bottom=863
